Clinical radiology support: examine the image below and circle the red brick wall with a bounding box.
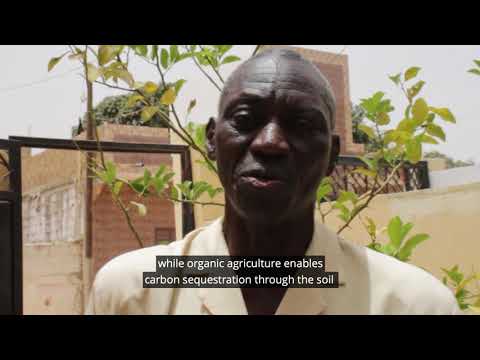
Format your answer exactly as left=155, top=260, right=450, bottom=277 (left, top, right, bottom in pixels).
left=91, top=127, right=176, bottom=275
left=313, top=62, right=348, bottom=154
left=92, top=185, right=176, bottom=274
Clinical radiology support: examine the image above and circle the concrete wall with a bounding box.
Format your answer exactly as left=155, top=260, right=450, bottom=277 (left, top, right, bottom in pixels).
left=429, top=165, right=480, bottom=189
left=319, top=182, right=480, bottom=281
left=191, top=160, right=480, bottom=285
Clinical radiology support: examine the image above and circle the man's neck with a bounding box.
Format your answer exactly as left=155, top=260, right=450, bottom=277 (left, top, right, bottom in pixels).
left=223, top=203, right=315, bottom=257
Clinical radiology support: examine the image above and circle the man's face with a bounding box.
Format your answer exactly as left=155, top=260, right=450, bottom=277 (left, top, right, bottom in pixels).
left=208, top=55, right=338, bottom=223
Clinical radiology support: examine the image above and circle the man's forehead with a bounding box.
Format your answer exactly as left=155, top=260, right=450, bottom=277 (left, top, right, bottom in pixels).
left=221, top=62, right=330, bottom=114
left=231, top=56, right=325, bottom=90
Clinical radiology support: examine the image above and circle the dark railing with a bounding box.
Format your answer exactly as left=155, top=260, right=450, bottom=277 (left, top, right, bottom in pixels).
left=330, top=156, right=430, bottom=200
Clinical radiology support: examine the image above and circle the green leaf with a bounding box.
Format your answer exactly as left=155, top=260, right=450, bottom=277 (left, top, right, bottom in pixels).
left=360, top=156, right=378, bottom=171
left=174, top=79, right=186, bottom=95
left=170, top=45, right=179, bottom=62
left=141, top=106, right=159, bottom=123
left=468, top=68, right=480, bottom=76
left=367, top=242, right=382, bottom=252
left=187, top=99, right=197, bottom=114
left=334, top=202, right=351, bottom=222
left=420, top=134, right=439, bottom=144
left=126, top=94, right=144, bottom=108
left=137, top=45, right=148, bottom=57
left=170, top=185, right=179, bottom=200
left=112, top=180, right=123, bottom=196
left=162, top=172, right=175, bottom=184
left=382, top=243, right=397, bottom=256
left=161, top=48, right=169, bottom=69
left=98, top=45, right=116, bottom=66
left=191, top=181, right=210, bottom=201
left=376, top=112, right=390, bottom=126
left=389, top=73, right=401, bottom=85
left=404, top=66, right=421, bottom=81
left=387, top=216, right=403, bottom=250
left=360, top=91, right=384, bottom=114
left=154, top=164, right=166, bottom=178
left=400, top=222, right=414, bottom=243
left=365, top=217, right=376, bottom=237
left=411, top=98, right=429, bottom=124
left=143, top=168, right=152, bottom=187
left=129, top=178, right=145, bottom=194
left=194, top=123, right=207, bottom=148
left=130, top=201, right=147, bottom=216
left=397, top=118, right=415, bottom=134
left=117, top=69, right=135, bottom=88
left=48, top=52, right=67, bottom=72
left=207, top=187, right=223, bottom=198
left=407, top=80, right=425, bottom=99
left=358, top=124, right=375, bottom=139
left=105, top=161, right=117, bottom=185
left=337, top=190, right=358, bottom=204
left=160, top=87, right=176, bottom=105
left=143, top=81, right=159, bottom=94
left=474, top=59, right=480, bottom=67
left=152, top=178, right=166, bottom=195
left=316, top=178, right=333, bottom=202
left=221, top=55, right=241, bottom=65
left=430, top=107, right=456, bottom=123
left=426, top=123, right=446, bottom=141
left=151, top=45, right=158, bottom=60
left=406, top=137, right=422, bottom=164
left=86, top=63, right=101, bottom=83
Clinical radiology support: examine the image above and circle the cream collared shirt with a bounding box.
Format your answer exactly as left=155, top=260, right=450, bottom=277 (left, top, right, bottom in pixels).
left=86, top=217, right=462, bottom=315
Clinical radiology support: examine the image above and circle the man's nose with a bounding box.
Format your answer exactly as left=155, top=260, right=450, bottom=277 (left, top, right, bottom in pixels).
left=250, top=121, right=290, bottom=157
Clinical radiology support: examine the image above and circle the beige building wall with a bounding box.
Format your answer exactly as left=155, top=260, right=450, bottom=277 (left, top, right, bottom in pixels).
left=319, top=182, right=480, bottom=281
left=23, top=241, right=84, bottom=315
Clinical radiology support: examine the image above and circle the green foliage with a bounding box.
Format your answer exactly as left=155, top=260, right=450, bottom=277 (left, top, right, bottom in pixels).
left=173, top=180, right=223, bottom=202
left=468, top=59, right=480, bottom=76
left=442, top=265, right=480, bottom=312
left=72, top=85, right=171, bottom=136
left=316, top=177, right=333, bottom=204
left=354, top=66, right=455, bottom=168
left=194, top=45, right=240, bottom=69
left=366, top=216, right=429, bottom=262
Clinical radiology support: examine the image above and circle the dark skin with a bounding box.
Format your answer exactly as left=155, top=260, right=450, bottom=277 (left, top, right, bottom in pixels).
left=206, top=52, right=340, bottom=315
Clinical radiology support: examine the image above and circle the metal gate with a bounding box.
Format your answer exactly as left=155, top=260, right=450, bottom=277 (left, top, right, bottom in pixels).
left=0, top=136, right=195, bottom=315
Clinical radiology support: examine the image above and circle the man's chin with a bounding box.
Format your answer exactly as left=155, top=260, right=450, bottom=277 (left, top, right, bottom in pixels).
left=234, top=197, right=294, bottom=223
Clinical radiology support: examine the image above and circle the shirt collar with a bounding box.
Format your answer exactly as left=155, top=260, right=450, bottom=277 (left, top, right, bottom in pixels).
left=192, top=216, right=345, bottom=315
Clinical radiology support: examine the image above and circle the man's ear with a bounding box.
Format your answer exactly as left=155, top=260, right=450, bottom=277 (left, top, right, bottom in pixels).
left=206, top=117, right=217, bottom=161
left=327, top=134, right=340, bottom=175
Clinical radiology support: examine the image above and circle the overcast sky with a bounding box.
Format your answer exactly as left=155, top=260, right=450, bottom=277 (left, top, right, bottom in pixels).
left=1, top=45, right=479, bottom=162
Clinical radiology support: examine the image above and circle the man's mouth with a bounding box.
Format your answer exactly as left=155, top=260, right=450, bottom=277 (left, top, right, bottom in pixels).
left=238, top=170, right=288, bottom=190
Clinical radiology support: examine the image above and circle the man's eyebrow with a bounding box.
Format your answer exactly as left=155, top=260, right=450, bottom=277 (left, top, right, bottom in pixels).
left=222, top=92, right=269, bottom=114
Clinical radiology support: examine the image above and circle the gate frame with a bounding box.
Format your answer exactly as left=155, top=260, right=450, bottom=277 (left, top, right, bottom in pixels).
left=1, top=135, right=196, bottom=315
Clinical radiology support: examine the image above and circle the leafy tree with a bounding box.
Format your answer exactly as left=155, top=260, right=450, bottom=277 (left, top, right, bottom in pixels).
left=72, top=83, right=171, bottom=136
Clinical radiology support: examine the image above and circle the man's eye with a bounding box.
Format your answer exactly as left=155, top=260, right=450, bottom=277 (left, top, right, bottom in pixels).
left=233, top=112, right=252, bottom=122
left=232, top=111, right=256, bottom=131
left=297, top=118, right=313, bottom=130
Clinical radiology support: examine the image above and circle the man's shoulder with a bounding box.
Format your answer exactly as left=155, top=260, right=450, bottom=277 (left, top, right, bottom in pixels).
left=338, top=238, right=460, bottom=314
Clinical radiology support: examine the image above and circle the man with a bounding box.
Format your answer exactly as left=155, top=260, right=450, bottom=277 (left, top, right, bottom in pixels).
left=86, top=48, right=461, bottom=315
